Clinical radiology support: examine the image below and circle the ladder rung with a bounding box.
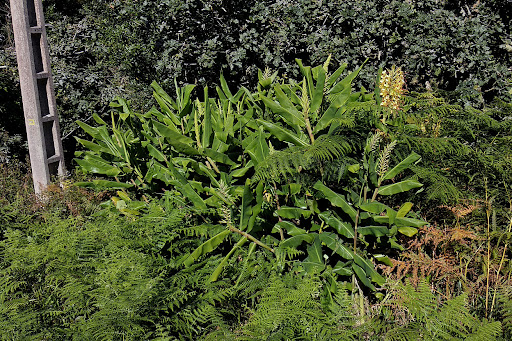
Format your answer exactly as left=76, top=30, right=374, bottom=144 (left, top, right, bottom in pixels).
left=47, top=155, right=62, bottom=164
left=36, top=71, right=49, bottom=79
left=29, top=27, right=43, bottom=33
left=41, top=115, right=55, bottom=122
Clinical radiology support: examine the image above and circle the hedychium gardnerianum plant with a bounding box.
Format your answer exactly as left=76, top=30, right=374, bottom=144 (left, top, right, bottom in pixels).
left=73, top=58, right=427, bottom=291
left=74, top=74, right=281, bottom=281
left=265, top=131, right=427, bottom=297
left=253, top=56, right=374, bottom=182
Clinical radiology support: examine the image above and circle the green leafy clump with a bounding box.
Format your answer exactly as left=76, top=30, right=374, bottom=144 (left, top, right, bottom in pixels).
left=377, top=280, right=502, bottom=341
left=73, top=58, right=429, bottom=295
left=0, top=192, right=273, bottom=340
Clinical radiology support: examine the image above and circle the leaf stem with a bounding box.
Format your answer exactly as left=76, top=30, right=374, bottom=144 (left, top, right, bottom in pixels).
left=228, top=226, right=274, bottom=253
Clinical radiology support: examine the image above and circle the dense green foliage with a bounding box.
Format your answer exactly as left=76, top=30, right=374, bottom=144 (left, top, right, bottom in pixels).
left=1, top=0, right=511, bottom=159
left=1, top=1, right=512, bottom=339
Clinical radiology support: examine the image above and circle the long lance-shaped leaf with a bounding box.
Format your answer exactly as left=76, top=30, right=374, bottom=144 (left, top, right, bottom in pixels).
left=280, top=234, right=315, bottom=248
left=296, top=59, right=314, bottom=97
left=152, top=88, right=180, bottom=125
left=209, top=237, right=248, bottom=282
left=147, top=144, right=166, bottom=162
left=326, top=63, right=348, bottom=88
left=247, top=181, right=264, bottom=233
left=382, top=152, right=421, bottom=181
left=353, top=254, right=386, bottom=286
left=274, top=85, right=305, bottom=126
left=153, top=121, right=200, bottom=155
left=239, top=179, right=253, bottom=231
left=151, top=81, right=177, bottom=109
left=329, top=59, right=367, bottom=94
left=183, top=229, right=230, bottom=267
left=314, top=86, right=351, bottom=133
left=74, top=180, right=133, bottom=189
left=153, top=121, right=194, bottom=145
left=203, top=148, right=236, bottom=166
left=257, top=119, right=309, bottom=146
left=76, top=120, right=102, bottom=140
left=352, top=263, right=375, bottom=291
left=274, top=221, right=307, bottom=236
left=75, top=138, right=110, bottom=154
left=318, top=232, right=354, bottom=260
left=202, top=87, right=212, bottom=148
left=314, top=181, right=357, bottom=223
left=318, top=211, right=354, bottom=238
left=310, top=65, right=326, bottom=114
left=303, top=236, right=325, bottom=274
left=246, top=128, right=270, bottom=164
left=260, top=94, right=302, bottom=132
left=75, top=155, right=121, bottom=176
left=163, top=160, right=207, bottom=210
left=378, top=180, right=423, bottom=196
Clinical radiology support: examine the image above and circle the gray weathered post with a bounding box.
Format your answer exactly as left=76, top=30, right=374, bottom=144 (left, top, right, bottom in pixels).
left=9, top=0, right=65, bottom=194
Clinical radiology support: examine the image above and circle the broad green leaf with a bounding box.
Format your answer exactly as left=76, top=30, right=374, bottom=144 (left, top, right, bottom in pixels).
left=310, top=65, right=326, bottom=113
left=151, top=81, right=177, bottom=109
left=374, top=254, right=393, bottom=266
left=318, top=232, right=354, bottom=259
left=274, top=221, right=307, bottom=236
left=314, top=86, right=351, bottom=133
left=240, top=179, right=253, bottom=231
left=352, top=263, right=375, bottom=290
left=76, top=120, right=102, bottom=140
left=75, top=156, right=121, bottom=176
left=318, top=211, right=354, bottom=238
left=247, top=181, right=264, bottom=233
left=359, top=201, right=389, bottom=214
left=326, top=63, right=348, bottom=88
left=277, top=207, right=312, bottom=219
left=153, top=92, right=180, bottom=125
left=396, top=202, right=413, bottom=218
left=378, top=180, right=423, bottom=196
left=347, top=163, right=360, bottom=173
left=314, top=181, right=357, bottom=222
left=183, top=229, right=230, bottom=267
left=382, top=152, right=421, bottom=181
left=358, top=226, right=389, bottom=237
left=260, top=94, right=302, bottom=132
left=147, top=144, right=166, bottom=162
left=256, top=119, right=308, bottom=146
left=280, top=234, right=315, bottom=248
left=303, top=236, right=325, bottom=274
left=329, top=60, right=366, bottom=94
left=202, top=87, right=212, bottom=148
left=153, top=121, right=194, bottom=145
left=230, top=162, right=254, bottom=178
left=353, top=254, right=386, bottom=286
left=398, top=226, right=418, bottom=237
left=209, top=237, right=248, bottom=282
left=74, top=180, right=133, bottom=189
left=92, top=113, right=107, bottom=125
left=395, top=217, right=428, bottom=228
left=163, top=161, right=207, bottom=210
left=203, top=148, right=236, bottom=165
left=246, top=128, right=270, bottom=164
left=333, top=261, right=353, bottom=276
left=75, top=138, right=110, bottom=154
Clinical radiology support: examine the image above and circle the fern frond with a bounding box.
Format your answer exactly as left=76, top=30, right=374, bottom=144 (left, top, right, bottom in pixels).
left=254, top=134, right=350, bottom=182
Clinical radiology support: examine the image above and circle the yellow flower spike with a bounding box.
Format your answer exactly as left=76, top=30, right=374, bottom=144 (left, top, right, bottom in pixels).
left=379, top=65, right=406, bottom=114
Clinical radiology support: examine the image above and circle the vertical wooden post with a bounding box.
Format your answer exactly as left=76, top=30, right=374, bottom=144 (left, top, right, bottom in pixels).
left=9, top=0, right=65, bottom=194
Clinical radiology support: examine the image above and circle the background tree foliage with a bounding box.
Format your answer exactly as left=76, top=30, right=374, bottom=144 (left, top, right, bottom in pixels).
left=0, top=0, right=511, bottom=161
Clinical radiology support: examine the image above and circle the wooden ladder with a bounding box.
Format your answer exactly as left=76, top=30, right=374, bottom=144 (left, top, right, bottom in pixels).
left=10, top=0, right=65, bottom=193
